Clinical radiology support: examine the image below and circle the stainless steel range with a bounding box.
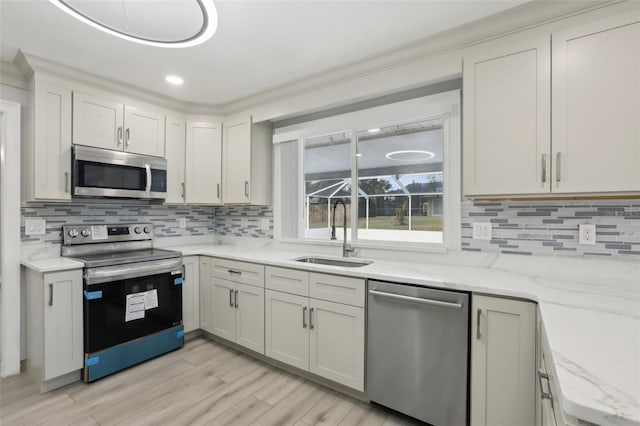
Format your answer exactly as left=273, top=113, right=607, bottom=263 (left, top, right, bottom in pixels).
left=62, top=223, right=184, bottom=382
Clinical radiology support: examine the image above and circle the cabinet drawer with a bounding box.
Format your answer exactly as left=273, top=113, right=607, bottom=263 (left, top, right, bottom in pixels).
left=265, top=266, right=309, bottom=296
left=309, top=273, right=365, bottom=307
left=211, top=258, right=264, bottom=287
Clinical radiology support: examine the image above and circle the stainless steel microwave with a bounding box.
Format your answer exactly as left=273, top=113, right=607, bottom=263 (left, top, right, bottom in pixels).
left=72, top=145, right=167, bottom=200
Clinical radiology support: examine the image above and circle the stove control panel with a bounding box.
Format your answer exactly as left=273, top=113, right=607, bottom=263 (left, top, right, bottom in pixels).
left=63, top=223, right=154, bottom=245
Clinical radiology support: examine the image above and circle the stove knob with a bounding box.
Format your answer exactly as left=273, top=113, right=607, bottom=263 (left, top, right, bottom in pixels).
left=143, top=226, right=151, bottom=234
left=68, top=229, right=79, bottom=238
left=81, top=229, right=91, bottom=238
left=134, top=227, right=141, bottom=234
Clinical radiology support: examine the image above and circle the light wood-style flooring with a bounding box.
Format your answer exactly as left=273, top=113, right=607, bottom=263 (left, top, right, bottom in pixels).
left=0, top=337, right=421, bottom=425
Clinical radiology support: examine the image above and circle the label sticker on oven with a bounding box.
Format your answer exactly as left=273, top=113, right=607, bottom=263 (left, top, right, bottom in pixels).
left=144, top=289, right=159, bottom=310
left=125, top=293, right=146, bottom=322
left=91, top=225, right=108, bottom=241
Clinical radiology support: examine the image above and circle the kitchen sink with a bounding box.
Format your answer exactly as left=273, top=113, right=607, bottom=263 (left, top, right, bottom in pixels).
left=294, top=256, right=372, bottom=268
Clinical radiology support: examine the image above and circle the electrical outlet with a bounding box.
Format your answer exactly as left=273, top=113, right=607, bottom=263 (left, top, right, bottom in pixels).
left=472, top=222, right=492, bottom=240
left=579, top=223, right=596, bottom=245
left=179, top=218, right=187, bottom=228
left=261, top=219, right=270, bottom=231
left=25, top=219, right=46, bottom=235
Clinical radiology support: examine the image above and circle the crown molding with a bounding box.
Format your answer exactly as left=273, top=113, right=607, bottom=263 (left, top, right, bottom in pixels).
left=219, top=0, right=620, bottom=116
left=0, top=60, right=28, bottom=90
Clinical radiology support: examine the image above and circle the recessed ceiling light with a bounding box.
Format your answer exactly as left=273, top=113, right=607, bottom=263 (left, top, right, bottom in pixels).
left=48, top=0, right=218, bottom=48
left=368, top=128, right=381, bottom=133
left=385, top=150, right=435, bottom=162
left=165, top=75, right=184, bottom=86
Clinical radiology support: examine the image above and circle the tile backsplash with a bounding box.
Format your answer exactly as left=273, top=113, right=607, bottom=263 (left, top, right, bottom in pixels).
left=215, top=206, right=274, bottom=238
left=21, top=202, right=217, bottom=244
left=461, top=199, right=640, bottom=259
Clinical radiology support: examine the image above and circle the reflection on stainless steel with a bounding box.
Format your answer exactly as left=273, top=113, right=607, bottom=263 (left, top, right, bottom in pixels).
left=294, top=256, right=371, bottom=268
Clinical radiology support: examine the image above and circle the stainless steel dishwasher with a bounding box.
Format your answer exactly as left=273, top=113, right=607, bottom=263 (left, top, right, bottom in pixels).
left=367, top=280, right=470, bottom=426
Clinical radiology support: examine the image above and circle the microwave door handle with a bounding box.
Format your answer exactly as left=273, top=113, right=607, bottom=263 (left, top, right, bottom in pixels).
left=145, top=164, right=151, bottom=196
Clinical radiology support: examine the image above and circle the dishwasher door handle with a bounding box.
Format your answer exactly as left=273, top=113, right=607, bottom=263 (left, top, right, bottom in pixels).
left=369, top=289, right=463, bottom=309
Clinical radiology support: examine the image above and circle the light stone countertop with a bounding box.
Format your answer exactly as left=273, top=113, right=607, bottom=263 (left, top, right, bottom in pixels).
left=22, top=238, right=640, bottom=426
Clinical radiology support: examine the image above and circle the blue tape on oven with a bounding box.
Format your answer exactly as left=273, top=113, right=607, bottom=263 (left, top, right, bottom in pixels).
left=174, top=277, right=183, bottom=285
left=177, top=330, right=185, bottom=338
left=84, top=290, right=103, bottom=300
left=85, top=356, right=99, bottom=367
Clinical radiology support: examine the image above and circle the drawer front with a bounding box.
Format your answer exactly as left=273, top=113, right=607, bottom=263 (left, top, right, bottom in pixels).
left=309, top=273, right=365, bottom=307
left=265, top=266, right=309, bottom=296
left=211, top=258, right=264, bottom=287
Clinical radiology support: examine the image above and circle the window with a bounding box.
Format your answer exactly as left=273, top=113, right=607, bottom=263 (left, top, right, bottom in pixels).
left=273, top=90, right=460, bottom=251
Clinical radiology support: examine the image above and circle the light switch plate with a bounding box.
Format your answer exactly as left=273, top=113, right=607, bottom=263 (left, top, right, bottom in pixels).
left=25, top=219, right=46, bottom=235
left=579, top=223, right=596, bottom=245
left=472, top=222, right=492, bottom=240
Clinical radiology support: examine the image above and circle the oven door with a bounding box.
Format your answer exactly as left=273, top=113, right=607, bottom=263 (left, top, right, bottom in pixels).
left=83, top=258, right=183, bottom=353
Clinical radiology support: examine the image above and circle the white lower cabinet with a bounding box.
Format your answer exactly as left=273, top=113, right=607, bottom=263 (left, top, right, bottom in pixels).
left=265, top=267, right=365, bottom=391
left=181, top=256, right=199, bottom=333
left=471, top=294, right=537, bottom=426
left=199, top=257, right=213, bottom=334
left=208, top=260, right=265, bottom=354
left=25, top=268, right=83, bottom=392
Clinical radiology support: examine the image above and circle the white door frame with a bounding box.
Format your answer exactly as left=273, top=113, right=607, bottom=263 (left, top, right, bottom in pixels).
left=1, top=100, right=21, bottom=377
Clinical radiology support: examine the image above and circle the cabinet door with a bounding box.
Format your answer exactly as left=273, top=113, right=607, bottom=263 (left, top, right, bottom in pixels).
left=165, top=116, right=186, bottom=204
left=552, top=19, right=640, bottom=193
left=34, top=79, right=72, bottom=200
left=223, top=116, right=252, bottom=204
left=199, top=257, right=212, bottom=333
left=210, top=277, right=235, bottom=341
left=123, top=105, right=165, bottom=157
left=309, top=273, right=364, bottom=307
left=185, top=121, right=222, bottom=204
left=182, top=256, right=199, bottom=333
left=463, top=34, right=550, bottom=196
left=234, top=283, right=264, bottom=353
left=43, top=270, right=83, bottom=380
left=471, top=295, right=536, bottom=426
left=72, top=91, right=124, bottom=151
left=309, top=298, right=364, bottom=391
left=265, top=290, right=309, bottom=370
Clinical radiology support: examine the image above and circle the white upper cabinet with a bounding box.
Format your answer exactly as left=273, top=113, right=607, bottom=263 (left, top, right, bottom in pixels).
left=72, top=91, right=165, bottom=157
left=165, top=115, right=187, bottom=204
left=463, top=33, right=551, bottom=196
left=552, top=17, right=640, bottom=193
left=24, top=73, right=72, bottom=202
left=222, top=114, right=273, bottom=205
left=185, top=121, right=222, bottom=205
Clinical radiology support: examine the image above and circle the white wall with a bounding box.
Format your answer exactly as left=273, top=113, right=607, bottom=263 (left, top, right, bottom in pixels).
left=0, top=83, right=27, bottom=364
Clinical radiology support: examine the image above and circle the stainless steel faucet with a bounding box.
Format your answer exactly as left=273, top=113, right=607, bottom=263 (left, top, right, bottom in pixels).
left=331, top=199, right=355, bottom=257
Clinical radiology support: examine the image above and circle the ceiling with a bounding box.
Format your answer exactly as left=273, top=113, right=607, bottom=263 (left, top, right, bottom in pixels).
left=0, top=0, right=529, bottom=106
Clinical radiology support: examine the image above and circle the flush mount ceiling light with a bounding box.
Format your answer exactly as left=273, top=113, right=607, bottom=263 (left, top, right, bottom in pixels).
left=165, top=75, right=184, bottom=85
left=385, top=150, right=435, bottom=162
left=49, top=0, right=218, bottom=48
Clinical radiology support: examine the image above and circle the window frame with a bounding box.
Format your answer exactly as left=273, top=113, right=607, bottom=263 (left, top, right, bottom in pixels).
left=273, top=90, right=461, bottom=253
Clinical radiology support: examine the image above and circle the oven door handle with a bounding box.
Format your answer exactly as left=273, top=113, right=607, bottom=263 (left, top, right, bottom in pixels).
left=85, top=258, right=183, bottom=285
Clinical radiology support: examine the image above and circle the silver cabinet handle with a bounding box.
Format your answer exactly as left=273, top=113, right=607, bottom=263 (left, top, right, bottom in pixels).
left=476, top=308, right=482, bottom=339
left=182, top=265, right=186, bottom=281
left=229, top=289, right=233, bottom=307
left=538, top=369, right=552, bottom=400
left=244, top=180, right=249, bottom=197
left=234, top=290, right=238, bottom=308
left=228, top=269, right=241, bottom=275
left=181, top=182, right=185, bottom=199
left=64, top=172, right=69, bottom=193
left=309, top=307, right=315, bottom=330
left=144, top=164, right=151, bottom=195
left=125, top=128, right=130, bottom=147
left=302, top=306, right=307, bottom=328
left=217, top=183, right=220, bottom=200
left=556, top=152, right=561, bottom=182
left=48, top=283, right=53, bottom=306
left=541, top=154, right=547, bottom=183
left=368, top=290, right=463, bottom=309
left=117, top=126, right=123, bottom=146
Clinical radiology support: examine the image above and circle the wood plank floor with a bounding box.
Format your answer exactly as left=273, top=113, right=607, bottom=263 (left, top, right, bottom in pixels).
left=0, top=337, right=422, bottom=425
